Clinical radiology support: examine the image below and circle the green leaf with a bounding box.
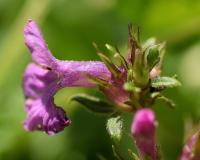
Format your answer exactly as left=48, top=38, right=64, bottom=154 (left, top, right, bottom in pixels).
left=143, top=42, right=166, bottom=73
left=151, top=76, right=181, bottom=89
left=146, top=45, right=160, bottom=69
left=71, top=94, right=116, bottom=114
left=107, top=116, right=123, bottom=142
left=143, top=42, right=166, bottom=70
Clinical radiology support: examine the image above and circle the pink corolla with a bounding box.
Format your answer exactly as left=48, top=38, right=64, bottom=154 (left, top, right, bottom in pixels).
left=131, top=108, right=159, bottom=160
left=23, top=20, right=111, bottom=135
left=22, top=19, right=129, bottom=135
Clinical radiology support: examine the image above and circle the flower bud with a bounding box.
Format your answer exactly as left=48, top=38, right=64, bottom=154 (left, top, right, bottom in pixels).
left=179, top=131, right=200, bottom=160
left=131, top=108, right=158, bottom=160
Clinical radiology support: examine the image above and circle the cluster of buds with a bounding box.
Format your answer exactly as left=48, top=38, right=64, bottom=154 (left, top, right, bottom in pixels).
left=23, top=20, right=200, bottom=160
left=86, top=24, right=180, bottom=113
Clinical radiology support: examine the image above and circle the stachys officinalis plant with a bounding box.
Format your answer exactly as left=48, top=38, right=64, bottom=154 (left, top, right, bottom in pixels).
left=22, top=19, right=200, bottom=160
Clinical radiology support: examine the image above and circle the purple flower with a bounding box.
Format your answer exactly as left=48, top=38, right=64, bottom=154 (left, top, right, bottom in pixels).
left=23, top=19, right=111, bottom=135
left=131, top=108, right=158, bottom=160
left=179, top=132, right=200, bottom=160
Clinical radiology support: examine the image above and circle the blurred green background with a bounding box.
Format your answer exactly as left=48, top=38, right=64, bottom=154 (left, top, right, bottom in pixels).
left=0, top=0, right=200, bottom=159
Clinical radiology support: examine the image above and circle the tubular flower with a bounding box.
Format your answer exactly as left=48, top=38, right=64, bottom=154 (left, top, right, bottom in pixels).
left=179, top=131, right=200, bottom=160
left=23, top=19, right=111, bottom=135
left=131, top=108, right=159, bottom=160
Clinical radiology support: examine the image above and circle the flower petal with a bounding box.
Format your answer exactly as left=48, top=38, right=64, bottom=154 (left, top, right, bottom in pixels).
left=24, top=99, right=70, bottom=135
left=23, top=63, right=57, bottom=98
left=23, top=63, right=70, bottom=135
left=24, top=19, right=56, bottom=68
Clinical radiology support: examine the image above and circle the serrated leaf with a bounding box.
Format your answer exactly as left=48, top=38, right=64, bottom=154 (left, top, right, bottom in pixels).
left=107, top=116, right=123, bottom=142
left=71, top=94, right=116, bottom=114
left=151, top=77, right=181, bottom=89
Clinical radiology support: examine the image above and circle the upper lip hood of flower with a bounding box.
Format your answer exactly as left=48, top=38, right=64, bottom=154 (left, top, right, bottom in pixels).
left=23, top=19, right=111, bottom=135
